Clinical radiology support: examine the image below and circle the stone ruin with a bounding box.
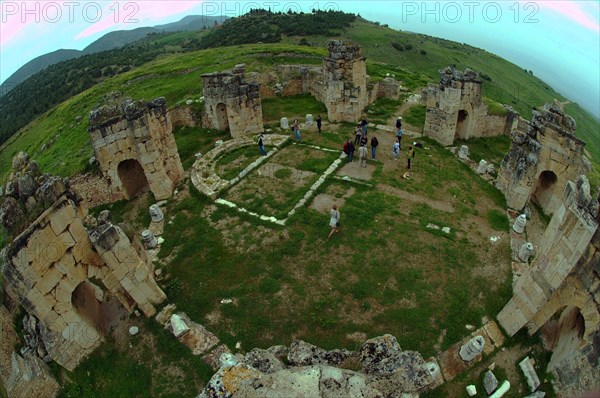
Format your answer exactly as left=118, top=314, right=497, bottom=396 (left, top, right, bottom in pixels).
left=198, top=334, right=441, bottom=397
left=423, top=67, right=519, bottom=146
left=496, top=100, right=589, bottom=214
left=201, top=63, right=264, bottom=138
left=88, top=92, right=184, bottom=201
left=497, top=175, right=600, bottom=395
left=320, top=40, right=369, bottom=122
left=0, top=153, right=166, bottom=374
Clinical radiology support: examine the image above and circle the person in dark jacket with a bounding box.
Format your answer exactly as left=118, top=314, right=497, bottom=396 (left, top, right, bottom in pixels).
left=370, top=136, right=379, bottom=160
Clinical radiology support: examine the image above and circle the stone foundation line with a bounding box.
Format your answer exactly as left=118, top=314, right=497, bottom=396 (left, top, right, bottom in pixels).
left=214, top=144, right=346, bottom=226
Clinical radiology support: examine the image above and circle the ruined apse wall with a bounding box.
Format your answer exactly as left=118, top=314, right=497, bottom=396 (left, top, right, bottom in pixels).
left=201, top=63, right=264, bottom=138
left=0, top=154, right=166, bottom=371
left=496, top=101, right=588, bottom=214
left=497, top=176, right=600, bottom=395
left=88, top=92, right=184, bottom=201
left=423, top=67, right=519, bottom=146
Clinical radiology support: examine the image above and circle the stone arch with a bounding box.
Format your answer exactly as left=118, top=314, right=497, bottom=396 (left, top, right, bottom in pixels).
left=215, top=103, right=229, bottom=131
left=117, top=159, right=149, bottom=199
left=455, top=109, right=469, bottom=140
left=540, top=305, right=586, bottom=370
left=532, top=170, right=558, bottom=211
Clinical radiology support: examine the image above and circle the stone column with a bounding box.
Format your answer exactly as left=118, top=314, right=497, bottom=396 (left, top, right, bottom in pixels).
left=518, top=242, right=534, bottom=262
left=512, top=214, right=527, bottom=233
left=149, top=204, right=164, bottom=222
left=280, top=117, right=289, bottom=129
left=459, top=335, right=485, bottom=361
left=306, top=114, right=314, bottom=125
left=142, top=230, right=158, bottom=249
left=477, top=160, right=488, bottom=174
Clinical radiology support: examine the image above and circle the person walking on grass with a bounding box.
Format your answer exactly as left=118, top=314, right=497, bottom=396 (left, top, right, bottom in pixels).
left=361, top=115, right=368, bottom=136
left=293, top=119, right=302, bottom=141
left=316, top=114, right=322, bottom=133
left=407, top=145, right=415, bottom=169
left=392, top=141, right=400, bottom=160
left=396, top=116, right=402, bottom=131
left=358, top=143, right=368, bottom=168
left=258, top=133, right=267, bottom=156
left=395, top=126, right=403, bottom=149
left=370, top=136, right=379, bottom=160
left=328, top=204, right=340, bottom=238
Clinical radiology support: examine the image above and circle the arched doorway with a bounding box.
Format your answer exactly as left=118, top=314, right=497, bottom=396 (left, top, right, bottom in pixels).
left=117, top=159, right=149, bottom=199
left=533, top=170, right=558, bottom=211
left=216, top=103, right=229, bottom=131
left=539, top=305, right=585, bottom=370
left=455, top=109, right=469, bottom=140
left=71, top=280, right=127, bottom=336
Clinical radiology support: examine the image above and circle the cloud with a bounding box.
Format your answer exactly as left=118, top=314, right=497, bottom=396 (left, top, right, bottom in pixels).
left=532, top=0, right=600, bottom=32
left=75, top=0, right=205, bottom=39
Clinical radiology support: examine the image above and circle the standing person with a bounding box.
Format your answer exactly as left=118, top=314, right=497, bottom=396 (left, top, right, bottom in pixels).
left=396, top=116, right=402, bottom=131
left=361, top=115, right=368, bottom=136
left=258, top=133, right=267, bottom=156
left=358, top=143, right=368, bottom=168
left=370, top=136, right=379, bottom=160
left=354, top=124, right=362, bottom=145
left=407, top=145, right=415, bottom=169
left=328, top=204, right=340, bottom=238
left=392, top=141, right=400, bottom=160
left=347, top=140, right=355, bottom=163
left=316, top=115, right=322, bottom=133
left=395, top=127, right=403, bottom=149
left=293, top=119, right=302, bottom=141
left=360, top=133, right=368, bottom=147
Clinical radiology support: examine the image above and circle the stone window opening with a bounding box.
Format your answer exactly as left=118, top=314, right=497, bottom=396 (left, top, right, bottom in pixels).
left=533, top=170, right=558, bottom=211
left=117, top=159, right=149, bottom=199
left=215, top=103, right=229, bottom=131
left=455, top=109, right=469, bottom=139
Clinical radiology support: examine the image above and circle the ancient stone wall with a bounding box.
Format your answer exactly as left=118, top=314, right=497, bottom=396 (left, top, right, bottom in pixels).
left=497, top=176, right=600, bottom=396
left=88, top=92, right=184, bottom=201
left=70, top=173, right=113, bottom=209
left=0, top=155, right=166, bottom=371
left=169, top=105, right=198, bottom=128
left=496, top=101, right=588, bottom=214
left=322, top=40, right=369, bottom=122
left=423, top=67, right=517, bottom=146
left=201, top=64, right=264, bottom=138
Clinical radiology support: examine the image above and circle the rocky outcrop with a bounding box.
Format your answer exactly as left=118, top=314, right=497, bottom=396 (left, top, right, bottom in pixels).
left=197, top=334, right=439, bottom=398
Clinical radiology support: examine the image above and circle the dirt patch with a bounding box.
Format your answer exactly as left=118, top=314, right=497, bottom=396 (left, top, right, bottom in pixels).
left=336, top=162, right=376, bottom=181
left=378, top=183, right=455, bottom=213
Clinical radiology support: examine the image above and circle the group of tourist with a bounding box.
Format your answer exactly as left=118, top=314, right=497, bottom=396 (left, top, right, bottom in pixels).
left=256, top=114, right=417, bottom=239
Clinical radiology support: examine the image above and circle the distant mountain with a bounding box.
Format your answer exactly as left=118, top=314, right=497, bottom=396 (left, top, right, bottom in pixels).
left=0, top=15, right=225, bottom=97
left=0, top=49, right=81, bottom=96
left=82, top=27, right=159, bottom=54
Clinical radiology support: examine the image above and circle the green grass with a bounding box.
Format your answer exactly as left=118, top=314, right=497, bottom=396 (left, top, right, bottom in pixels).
left=261, top=93, right=327, bottom=124
left=484, top=96, right=509, bottom=116
left=215, top=145, right=266, bottom=181
left=456, top=135, right=512, bottom=166
left=365, top=98, right=403, bottom=124
left=402, top=104, right=427, bottom=131
left=174, top=126, right=230, bottom=170
left=488, top=209, right=509, bottom=231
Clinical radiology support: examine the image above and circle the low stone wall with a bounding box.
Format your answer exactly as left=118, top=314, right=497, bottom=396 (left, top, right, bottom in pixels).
left=70, top=173, right=114, bottom=209
left=169, top=105, right=198, bottom=128
left=190, top=134, right=289, bottom=200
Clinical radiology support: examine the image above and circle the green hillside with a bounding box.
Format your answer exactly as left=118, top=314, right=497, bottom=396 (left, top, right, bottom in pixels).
left=1, top=15, right=598, bottom=184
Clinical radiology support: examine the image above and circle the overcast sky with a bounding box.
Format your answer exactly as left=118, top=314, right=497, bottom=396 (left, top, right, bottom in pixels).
left=1, top=0, right=599, bottom=117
